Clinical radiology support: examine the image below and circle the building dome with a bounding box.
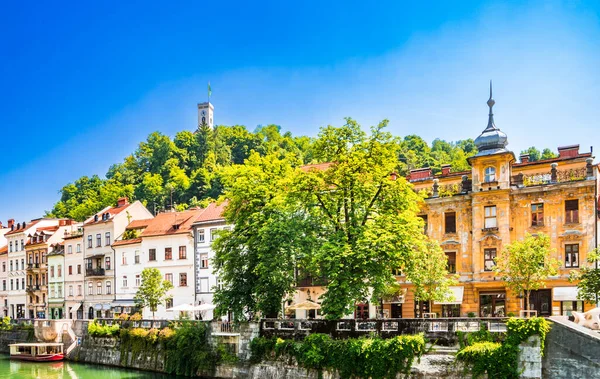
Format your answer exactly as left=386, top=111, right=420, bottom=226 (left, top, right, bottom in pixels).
left=474, top=82, right=509, bottom=157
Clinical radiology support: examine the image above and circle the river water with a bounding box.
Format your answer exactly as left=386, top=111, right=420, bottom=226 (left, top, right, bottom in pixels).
left=0, top=354, right=176, bottom=379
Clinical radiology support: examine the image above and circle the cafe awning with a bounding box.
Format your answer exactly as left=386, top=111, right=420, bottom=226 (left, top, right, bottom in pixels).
left=287, top=300, right=321, bottom=310
left=434, top=286, right=464, bottom=305
left=553, top=287, right=580, bottom=301
left=70, top=303, right=81, bottom=313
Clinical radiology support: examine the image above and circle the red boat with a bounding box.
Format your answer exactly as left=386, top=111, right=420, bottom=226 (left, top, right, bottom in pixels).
left=9, top=343, right=64, bottom=362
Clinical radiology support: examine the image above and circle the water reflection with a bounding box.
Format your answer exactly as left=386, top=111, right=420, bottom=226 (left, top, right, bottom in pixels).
left=0, top=355, right=174, bottom=379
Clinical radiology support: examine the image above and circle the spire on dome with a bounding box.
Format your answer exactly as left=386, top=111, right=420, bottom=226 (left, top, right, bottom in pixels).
left=473, top=81, right=508, bottom=156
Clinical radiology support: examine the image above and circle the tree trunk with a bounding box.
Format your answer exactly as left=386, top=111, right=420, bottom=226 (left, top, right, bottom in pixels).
left=525, top=290, right=531, bottom=315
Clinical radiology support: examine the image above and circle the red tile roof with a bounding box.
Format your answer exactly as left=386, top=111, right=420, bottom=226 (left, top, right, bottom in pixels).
left=113, top=238, right=142, bottom=247
left=512, top=152, right=592, bottom=167
left=0, top=245, right=7, bottom=255
left=36, top=226, right=60, bottom=232
left=193, top=202, right=227, bottom=224
left=84, top=203, right=134, bottom=226
left=140, top=209, right=206, bottom=237
left=126, top=219, right=153, bottom=230
left=4, top=219, right=42, bottom=236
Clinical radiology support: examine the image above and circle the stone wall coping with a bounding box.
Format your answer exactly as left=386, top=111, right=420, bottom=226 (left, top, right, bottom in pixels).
left=549, top=316, right=600, bottom=342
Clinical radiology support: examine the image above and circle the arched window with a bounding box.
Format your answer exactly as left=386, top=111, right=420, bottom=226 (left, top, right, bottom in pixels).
left=484, top=166, right=496, bottom=183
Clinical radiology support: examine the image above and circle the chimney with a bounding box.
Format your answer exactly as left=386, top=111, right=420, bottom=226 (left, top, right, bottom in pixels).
left=441, top=164, right=451, bottom=176
left=557, top=145, right=579, bottom=159
left=8, top=219, right=14, bottom=230
left=520, top=154, right=530, bottom=164
left=117, top=197, right=129, bottom=207
left=408, top=167, right=433, bottom=182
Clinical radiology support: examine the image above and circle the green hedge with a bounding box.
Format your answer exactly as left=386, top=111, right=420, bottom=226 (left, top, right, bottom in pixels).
left=88, top=319, right=120, bottom=337
left=456, top=317, right=550, bottom=379
left=250, top=333, right=426, bottom=379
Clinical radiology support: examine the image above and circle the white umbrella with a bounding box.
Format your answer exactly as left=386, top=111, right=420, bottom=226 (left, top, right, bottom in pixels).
left=167, top=303, right=197, bottom=312
left=194, top=303, right=216, bottom=312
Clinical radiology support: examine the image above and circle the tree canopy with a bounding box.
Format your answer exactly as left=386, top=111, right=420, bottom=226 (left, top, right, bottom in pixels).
left=569, top=249, right=600, bottom=306
left=519, top=146, right=557, bottom=162
left=213, top=119, right=456, bottom=319
left=494, top=233, right=560, bottom=311
left=134, top=267, right=174, bottom=319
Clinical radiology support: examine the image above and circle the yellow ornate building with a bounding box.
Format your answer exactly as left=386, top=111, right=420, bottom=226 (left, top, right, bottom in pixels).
left=390, top=87, right=599, bottom=319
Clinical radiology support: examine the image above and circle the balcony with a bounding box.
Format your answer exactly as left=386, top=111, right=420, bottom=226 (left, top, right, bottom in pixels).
left=86, top=268, right=106, bottom=277
left=297, top=275, right=328, bottom=287
left=26, top=285, right=41, bottom=292
left=26, top=263, right=40, bottom=271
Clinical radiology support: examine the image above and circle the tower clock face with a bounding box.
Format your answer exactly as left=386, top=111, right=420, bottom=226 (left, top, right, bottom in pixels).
left=201, top=110, right=207, bottom=117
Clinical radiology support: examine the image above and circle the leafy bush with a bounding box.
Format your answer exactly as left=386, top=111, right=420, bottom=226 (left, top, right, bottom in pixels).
left=163, top=322, right=218, bottom=376
left=115, top=313, right=130, bottom=320
left=456, top=317, right=550, bottom=379
left=457, top=324, right=503, bottom=350
left=0, top=316, right=12, bottom=331
left=250, top=333, right=426, bottom=379
left=88, top=320, right=120, bottom=337
left=129, top=313, right=142, bottom=321
left=158, top=326, right=175, bottom=340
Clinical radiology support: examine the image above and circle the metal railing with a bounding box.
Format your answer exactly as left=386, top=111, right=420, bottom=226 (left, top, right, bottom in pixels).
left=260, top=317, right=508, bottom=343
left=85, top=268, right=105, bottom=277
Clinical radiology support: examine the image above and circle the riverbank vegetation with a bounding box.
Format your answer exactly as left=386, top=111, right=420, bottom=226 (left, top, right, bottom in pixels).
left=250, top=333, right=426, bottom=379
left=456, top=317, right=550, bottom=378
left=87, top=320, right=234, bottom=376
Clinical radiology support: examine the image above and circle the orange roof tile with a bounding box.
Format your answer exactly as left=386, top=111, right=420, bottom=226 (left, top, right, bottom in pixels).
left=126, top=219, right=153, bottom=230
left=4, top=219, right=42, bottom=236
left=0, top=245, right=7, bottom=255
left=84, top=203, right=134, bottom=226
left=140, top=209, right=206, bottom=237
left=193, top=202, right=227, bottom=224
left=113, top=238, right=142, bottom=247
left=36, top=226, right=60, bottom=232
left=512, top=152, right=593, bottom=167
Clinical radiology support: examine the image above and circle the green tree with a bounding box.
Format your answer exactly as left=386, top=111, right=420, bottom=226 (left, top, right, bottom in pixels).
left=569, top=249, right=600, bottom=306
left=494, top=233, right=561, bottom=312
left=408, top=240, right=458, bottom=310
left=293, top=119, right=442, bottom=319
left=134, top=268, right=174, bottom=319
left=212, top=152, right=308, bottom=320
left=520, top=147, right=557, bottom=162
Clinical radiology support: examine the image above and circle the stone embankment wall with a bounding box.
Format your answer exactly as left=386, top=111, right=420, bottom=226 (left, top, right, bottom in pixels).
left=543, top=317, right=600, bottom=379
left=214, top=355, right=469, bottom=379
left=69, top=321, right=466, bottom=378
left=0, top=329, right=35, bottom=353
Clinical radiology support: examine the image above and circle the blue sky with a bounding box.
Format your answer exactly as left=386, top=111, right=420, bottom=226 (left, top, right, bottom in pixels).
left=1, top=1, right=600, bottom=222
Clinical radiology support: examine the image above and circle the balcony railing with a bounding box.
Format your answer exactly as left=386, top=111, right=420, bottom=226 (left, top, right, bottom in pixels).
left=297, top=276, right=328, bottom=287
left=26, top=285, right=41, bottom=292
left=86, top=268, right=105, bottom=277
left=26, top=263, right=40, bottom=270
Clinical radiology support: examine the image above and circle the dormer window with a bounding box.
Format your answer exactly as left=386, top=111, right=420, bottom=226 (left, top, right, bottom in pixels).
left=94, top=215, right=99, bottom=222
left=484, top=166, right=496, bottom=183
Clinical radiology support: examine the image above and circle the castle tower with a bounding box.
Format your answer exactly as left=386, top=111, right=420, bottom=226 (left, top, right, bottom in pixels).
left=197, top=102, right=214, bottom=129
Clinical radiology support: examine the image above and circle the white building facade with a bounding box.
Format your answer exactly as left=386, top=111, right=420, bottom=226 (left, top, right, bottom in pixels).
left=115, top=210, right=200, bottom=320
left=192, top=202, right=228, bottom=321
left=83, top=198, right=152, bottom=319
left=63, top=230, right=85, bottom=319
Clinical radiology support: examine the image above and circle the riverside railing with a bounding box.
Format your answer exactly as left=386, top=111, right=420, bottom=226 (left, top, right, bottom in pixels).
left=260, top=318, right=508, bottom=344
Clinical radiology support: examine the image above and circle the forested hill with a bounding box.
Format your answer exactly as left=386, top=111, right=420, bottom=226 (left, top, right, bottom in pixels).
left=46, top=122, right=557, bottom=221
